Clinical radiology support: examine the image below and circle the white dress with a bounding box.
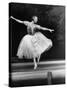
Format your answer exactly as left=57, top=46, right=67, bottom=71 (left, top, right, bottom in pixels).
left=17, top=22, right=52, bottom=59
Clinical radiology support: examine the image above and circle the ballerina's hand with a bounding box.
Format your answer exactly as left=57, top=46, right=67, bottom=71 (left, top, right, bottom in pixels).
left=49, top=29, right=54, bottom=33
left=10, top=16, right=15, bottom=20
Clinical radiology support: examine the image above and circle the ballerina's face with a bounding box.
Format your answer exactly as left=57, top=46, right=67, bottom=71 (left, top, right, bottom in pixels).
left=32, top=16, right=38, bottom=23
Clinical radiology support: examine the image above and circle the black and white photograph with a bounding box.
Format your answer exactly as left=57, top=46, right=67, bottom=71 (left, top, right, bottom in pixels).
left=9, top=2, right=65, bottom=87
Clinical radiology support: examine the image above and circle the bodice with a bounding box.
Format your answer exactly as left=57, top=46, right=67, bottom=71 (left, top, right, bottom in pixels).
left=24, top=21, right=40, bottom=35
left=27, top=23, right=36, bottom=35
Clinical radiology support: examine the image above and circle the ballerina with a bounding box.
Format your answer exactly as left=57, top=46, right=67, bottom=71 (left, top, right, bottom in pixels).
left=10, top=16, right=54, bottom=70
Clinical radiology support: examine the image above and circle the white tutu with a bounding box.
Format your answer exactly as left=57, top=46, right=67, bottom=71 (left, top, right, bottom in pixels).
left=17, top=32, right=52, bottom=59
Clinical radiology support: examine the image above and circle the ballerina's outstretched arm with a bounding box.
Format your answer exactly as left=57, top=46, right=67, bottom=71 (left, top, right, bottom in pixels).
left=10, top=16, right=29, bottom=26
left=41, top=26, right=54, bottom=32
left=10, top=16, right=24, bottom=24
left=37, top=25, right=54, bottom=33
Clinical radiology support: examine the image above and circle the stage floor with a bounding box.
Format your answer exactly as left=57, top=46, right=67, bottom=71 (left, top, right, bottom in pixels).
left=9, top=60, right=65, bottom=87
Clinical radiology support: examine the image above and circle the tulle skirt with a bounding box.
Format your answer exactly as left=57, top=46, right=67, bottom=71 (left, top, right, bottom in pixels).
left=17, top=32, right=52, bottom=59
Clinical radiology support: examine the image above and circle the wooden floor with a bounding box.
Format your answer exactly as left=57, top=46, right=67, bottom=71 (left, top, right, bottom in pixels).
left=9, top=60, right=65, bottom=87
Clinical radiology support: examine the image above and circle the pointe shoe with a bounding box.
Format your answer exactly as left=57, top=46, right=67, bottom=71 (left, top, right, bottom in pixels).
left=34, top=64, right=37, bottom=70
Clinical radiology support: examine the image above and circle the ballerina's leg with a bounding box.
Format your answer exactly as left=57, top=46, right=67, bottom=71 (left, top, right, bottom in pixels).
left=37, top=55, right=41, bottom=63
left=33, top=58, right=37, bottom=70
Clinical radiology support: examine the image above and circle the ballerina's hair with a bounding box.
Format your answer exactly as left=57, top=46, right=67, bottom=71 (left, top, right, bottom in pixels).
left=32, top=16, right=38, bottom=20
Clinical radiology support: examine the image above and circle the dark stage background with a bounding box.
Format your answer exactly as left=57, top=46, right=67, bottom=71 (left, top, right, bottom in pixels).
left=9, top=3, right=65, bottom=62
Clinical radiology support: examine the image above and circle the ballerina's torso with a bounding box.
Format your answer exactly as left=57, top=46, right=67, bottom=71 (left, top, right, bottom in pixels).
left=24, top=21, right=39, bottom=35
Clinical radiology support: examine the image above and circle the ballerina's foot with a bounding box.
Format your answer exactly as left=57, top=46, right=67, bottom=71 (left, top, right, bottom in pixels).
left=34, top=64, right=37, bottom=70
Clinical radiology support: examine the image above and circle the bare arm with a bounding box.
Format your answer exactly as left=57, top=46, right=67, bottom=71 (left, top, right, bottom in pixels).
left=40, top=26, right=54, bottom=32
left=10, top=16, right=24, bottom=24
left=36, top=25, right=54, bottom=32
